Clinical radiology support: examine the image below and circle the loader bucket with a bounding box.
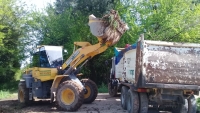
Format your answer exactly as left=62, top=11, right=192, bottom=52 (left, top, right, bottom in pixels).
left=88, top=10, right=129, bottom=46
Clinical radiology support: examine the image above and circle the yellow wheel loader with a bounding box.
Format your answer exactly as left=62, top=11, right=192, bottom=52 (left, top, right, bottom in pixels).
left=18, top=10, right=128, bottom=111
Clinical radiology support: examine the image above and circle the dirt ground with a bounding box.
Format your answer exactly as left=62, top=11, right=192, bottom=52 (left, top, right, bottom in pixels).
left=0, top=93, right=186, bottom=113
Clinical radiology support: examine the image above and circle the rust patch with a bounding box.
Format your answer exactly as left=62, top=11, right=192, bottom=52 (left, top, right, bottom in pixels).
left=143, top=43, right=200, bottom=85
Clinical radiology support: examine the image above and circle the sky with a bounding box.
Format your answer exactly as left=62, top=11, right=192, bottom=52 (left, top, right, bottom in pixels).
left=21, top=0, right=56, bottom=10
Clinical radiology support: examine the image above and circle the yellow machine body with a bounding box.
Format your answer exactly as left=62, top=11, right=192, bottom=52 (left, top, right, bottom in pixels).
left=31, top=67, right=57, bottom=81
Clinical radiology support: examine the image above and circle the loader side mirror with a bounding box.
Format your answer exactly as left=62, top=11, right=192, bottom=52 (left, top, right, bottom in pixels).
left=63, top=49, right=68, bottom=55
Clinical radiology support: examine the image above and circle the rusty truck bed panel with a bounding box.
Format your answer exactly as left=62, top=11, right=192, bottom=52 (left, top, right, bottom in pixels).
left=142, top=40, right=200, bottom=85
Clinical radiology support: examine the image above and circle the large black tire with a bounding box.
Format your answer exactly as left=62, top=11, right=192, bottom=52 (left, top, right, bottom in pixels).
left=121, top=86, right=129, bottom=110
left=18, top=81, right=32, bottom=105
left=108, top=83, right=117, bottom=97
left=139, top=93, right=148, bottom=113
left=56, top=80, right=84, bottom=111
left=172, top=99, right=188, bottom=113
left=188, top=95, right=197, bottom=113
left=127, top=89, right=139, bottom=113
left=81, top=79, right=98, bottom=104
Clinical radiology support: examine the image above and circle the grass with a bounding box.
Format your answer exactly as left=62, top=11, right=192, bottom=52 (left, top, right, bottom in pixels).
left=98, top=83, right=108, bottom=93
left=0, top=90, right=17, bottom=100
left=0, top=80, right=19, bottom=100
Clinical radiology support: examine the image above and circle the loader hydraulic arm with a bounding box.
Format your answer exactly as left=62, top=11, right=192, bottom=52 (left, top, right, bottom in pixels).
left=61, top=10, right=128, bottom=75
left=61, top=38, right=111, bottom=74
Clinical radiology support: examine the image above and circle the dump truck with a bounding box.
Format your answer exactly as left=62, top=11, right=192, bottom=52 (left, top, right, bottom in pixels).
left=108, top=34, right=200, bottom=113
left=18, top=10, right=128, bottom=111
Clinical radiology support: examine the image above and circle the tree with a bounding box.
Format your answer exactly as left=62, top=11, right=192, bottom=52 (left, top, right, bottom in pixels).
left=115, top=0, right=200, bottom=43
left=0, top=0, right=28, bottom=84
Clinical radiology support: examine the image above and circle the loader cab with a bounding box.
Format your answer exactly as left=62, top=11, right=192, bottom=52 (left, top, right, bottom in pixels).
left=32, top=46, right=64, bottom=68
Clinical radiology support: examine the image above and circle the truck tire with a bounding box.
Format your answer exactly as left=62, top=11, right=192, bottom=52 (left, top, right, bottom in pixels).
left=172, top=99, right=188, bottom=113
left=121, top=86, right=129, bottom=110
left=127, top=89, right=139, bottom=113
left=188, top=95, right=197, bottom=113
left=139, top=93, right=148, bottom=113
left=18, top=81, right=32, bottom=105
left=108, top=83, right=117, bottom=97
left=81, top=79, right=98, bottom=104
left=56, top=80, right=84, bottom=111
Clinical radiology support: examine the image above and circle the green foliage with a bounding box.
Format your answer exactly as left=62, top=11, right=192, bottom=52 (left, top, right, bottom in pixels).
left=0, top=0, right=28, bottom=84
left=98, top=83, right=108, bottom=93
left=0, top=90, right=16, bottom=100
left=197, top=98, right=200, bottom=111
left=0, top=80, right=19, bottom=91
left=115, top=0, right=200, bottom=43
left=0, top=80, right=18, bottom=99
left=14, top=69, right=23, bottom=81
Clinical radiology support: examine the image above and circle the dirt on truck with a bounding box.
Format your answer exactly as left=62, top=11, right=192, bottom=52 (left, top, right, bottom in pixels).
left=108, top=34, right=200, bottom=113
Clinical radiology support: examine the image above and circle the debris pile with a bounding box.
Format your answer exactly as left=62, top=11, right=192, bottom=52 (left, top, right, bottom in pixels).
left=88, top=10, right=129, bottom=46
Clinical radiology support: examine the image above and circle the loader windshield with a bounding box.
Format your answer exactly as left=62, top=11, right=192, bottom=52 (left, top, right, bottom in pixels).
left=32, top=46, right=63, bottom=68
left=43, top=46, right=63, bottom=67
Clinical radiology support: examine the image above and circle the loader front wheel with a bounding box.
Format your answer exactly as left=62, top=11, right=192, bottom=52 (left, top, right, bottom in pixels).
left=81, top=79, right=98, bottom=104
left=18, top=81, right=32, bottom=105
left=56, top=80, right=84, bottom=111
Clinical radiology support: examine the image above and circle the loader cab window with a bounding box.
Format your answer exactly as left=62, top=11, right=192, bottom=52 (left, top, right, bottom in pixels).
left=32, top=46, right=63, bottom=68
left=44, top=46, right=63, bottom=68
left=32, top=52, right=40, bottom=67
left=40, top=50, right=50, bottom=67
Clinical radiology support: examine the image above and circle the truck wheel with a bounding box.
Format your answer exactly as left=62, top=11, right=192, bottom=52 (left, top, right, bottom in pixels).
left=121, top=86, right=129, bottom=110
left=56, top=80, right=84, bottom=111
left=18, top=81, right=32, bottom=105
left=108, top=83, right=117, bottom=97
left=172, top=99, right=188, bottom=113
left=81, top=79, right=98, bottom=104
left=127, top=89, right=139, bottom=113
left=188, top=95, right=197, bottom=113
left=139, top=93, right=148, bottom=113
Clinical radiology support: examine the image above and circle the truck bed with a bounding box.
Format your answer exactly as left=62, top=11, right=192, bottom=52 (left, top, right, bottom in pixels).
left=143, top=40, right=200, bottom=85
left=115, top=37, right=200, bottom=89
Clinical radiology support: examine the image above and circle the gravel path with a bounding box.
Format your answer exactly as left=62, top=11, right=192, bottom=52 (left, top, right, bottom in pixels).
left=1, top=93, right=199, bottom=113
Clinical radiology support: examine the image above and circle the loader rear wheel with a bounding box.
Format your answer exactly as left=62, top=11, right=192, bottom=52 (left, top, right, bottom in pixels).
left=127, top=89, right=139, bottom=113
left=56, top=80, right=84, bottom=111
left=18, top=81, right=32, bottom=105
left=121, top=86, right=129, bottom=110
left=81, top=79, right=98, bottom=104
left=108, top=83, right=117, bottom=97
